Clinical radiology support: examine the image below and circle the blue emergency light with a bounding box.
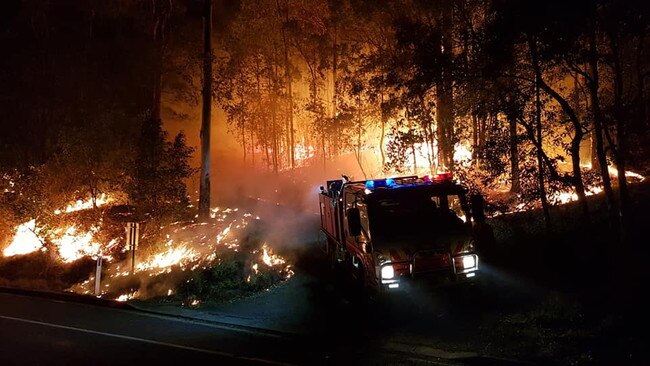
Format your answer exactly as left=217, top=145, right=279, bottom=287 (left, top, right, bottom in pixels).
left=364, top=174, right=453, bottom=193
left=364, top=177, right=398, bottom=191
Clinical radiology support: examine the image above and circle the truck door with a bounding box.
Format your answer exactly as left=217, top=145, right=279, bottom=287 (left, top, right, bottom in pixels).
left=343, top=191, right=373, bottom=285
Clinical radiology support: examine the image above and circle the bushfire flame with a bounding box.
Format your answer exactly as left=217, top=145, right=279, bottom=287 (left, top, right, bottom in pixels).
left=65, top=206, right=293, bottom=301
left=54, top=193, right=113, bottom=215
left=2, top=220, right=43, bottom=257
left=135, top=245, right=199, bottom=274
left=2, top=195, right=115, bottom=260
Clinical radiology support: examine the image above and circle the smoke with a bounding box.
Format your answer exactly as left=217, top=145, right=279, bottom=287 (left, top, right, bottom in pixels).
left=201, top=150, right=387, bottom=253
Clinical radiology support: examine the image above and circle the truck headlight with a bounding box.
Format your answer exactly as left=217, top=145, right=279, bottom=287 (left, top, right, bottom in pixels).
left=381, top=265, right=395, bottom=279
left=462, top=255, right=476, bottom=269
left=454, top=254, right=478, bottom=273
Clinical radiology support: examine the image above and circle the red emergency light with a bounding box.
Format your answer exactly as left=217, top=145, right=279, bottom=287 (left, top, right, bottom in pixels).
left=423, top=172, right=453, bottom=182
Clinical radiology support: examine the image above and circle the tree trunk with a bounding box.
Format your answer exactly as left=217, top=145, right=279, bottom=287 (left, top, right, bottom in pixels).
left=270, top=53, right=279, bottom=174
left=250, top=121, right=255, bottom=167
left=478, top=114, right=486, bottom=169
left=508, top=115, right=521, bottom=193
left=534, top=74, right=552, bottom=232
left=527, top=36, right=552, bottom=230
left=355, top=114, right=367, bottom=180
left=529, top=36, right=589, bottom=223
left=198, top=0, right=212, bottom=220
left=587, top=31, right=616, bottom=226
left=609, top=35, right=631, bottom=242
left=472, top=113, right=478, bottom=165
left=275, top=0, right=294, bottom=169
left=241, top=115, right=246, bottom=164
left=379, top=92, right=386, bottom=168
left=435, top=2, right=455, bottom=171
left=332, top=28, right=339, bottom=157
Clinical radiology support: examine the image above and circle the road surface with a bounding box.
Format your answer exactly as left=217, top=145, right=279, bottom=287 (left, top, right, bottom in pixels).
left=0, top=291, right=486, bottom=365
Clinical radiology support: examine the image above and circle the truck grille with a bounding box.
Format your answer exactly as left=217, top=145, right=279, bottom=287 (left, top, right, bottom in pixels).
left=412, top=250, right=451, bottom=274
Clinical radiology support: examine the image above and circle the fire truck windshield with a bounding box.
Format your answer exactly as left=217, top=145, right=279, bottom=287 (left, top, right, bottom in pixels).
left=367, top=193, right=468, bottom=246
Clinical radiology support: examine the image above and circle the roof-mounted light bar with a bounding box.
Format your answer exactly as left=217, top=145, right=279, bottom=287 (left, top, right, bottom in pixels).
left=362, top=174, right=452, bottom=194
left=423, top=172, right=453, bottom=182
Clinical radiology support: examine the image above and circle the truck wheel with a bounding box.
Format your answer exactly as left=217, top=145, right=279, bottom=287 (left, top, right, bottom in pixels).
left=327, top=239, right=345, bottom=286
left=327, top=238, right=338, bottom=271
left=349, top=261, right=369, bottom=304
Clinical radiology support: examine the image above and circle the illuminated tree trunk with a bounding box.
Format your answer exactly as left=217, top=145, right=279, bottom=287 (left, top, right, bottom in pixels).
left=255, top=60, right=269, bottom=171
left=355, top=110, right=367, bottom=179
left=587, top=31, right=616, bottom=226
left=241, top=115, right=246, bottom=164
left=529, top=36, right=589, bottom=223
left=534, top=73, right=552, bottom=232
left=508, top=115, right=521, bottom=193
left=379, top=92, right=386, bottom=168
left=609, top=35, right=631, bottom=240
left=198, top=0, right=212, bottom=219
left=250, top=121, right=255, bottom=166
left=150, top=0, right=170, bottom=122
left=472, top=114, right=478, bottom=165
left=274, top=0, right=294, bottom=169
left=435, top=1, right=455, bottom=172
left=332, top=28, right=339, bottom=157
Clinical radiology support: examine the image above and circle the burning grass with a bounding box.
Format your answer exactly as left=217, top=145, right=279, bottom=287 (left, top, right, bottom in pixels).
left=1, top=195, right=293, bottom=305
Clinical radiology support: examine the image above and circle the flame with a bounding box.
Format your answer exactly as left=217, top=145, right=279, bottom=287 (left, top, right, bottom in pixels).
left=52, top=226, right=105, bottom=263
left=294, top=143, right=315, bottom=162
left=547, top=165, right=645, bottom=205
left=54, top=193, right=113, bottom=215
left=549, top=186, right=604, bottom=205
left=3, top=195, right=117, bottom=259
left=69, top=206, right=294, bottom=301
left=453, top=144, right=473, bottom=166
left=3, top=199, right=293, bottom=302
left=607, top=165, right=645, bottom=182
left=115, top=292, right=137, bottom=302
left=261, top=243, right=285, bottom=267
left=3, top=221, right=110, bottom=261
left=382, top=135, right=472, bottom=173
left=135, top=245, right=199, bottom=273
left=2, top=220, right=44, bottom=256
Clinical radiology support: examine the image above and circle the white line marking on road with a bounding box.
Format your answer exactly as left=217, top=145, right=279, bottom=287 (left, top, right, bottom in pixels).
left=0, top=292, right=283, bottom=339
left=0, top=314, right=295, bottom=366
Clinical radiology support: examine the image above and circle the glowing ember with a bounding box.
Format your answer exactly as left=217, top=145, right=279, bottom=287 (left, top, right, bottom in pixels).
left=115, top=292, right=137, bottom=302
left=3, top=220, right=44, bottom=256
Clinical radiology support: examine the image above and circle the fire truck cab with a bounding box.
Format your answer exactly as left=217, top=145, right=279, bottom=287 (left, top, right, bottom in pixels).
left=319, top=174, right=489, bottom=292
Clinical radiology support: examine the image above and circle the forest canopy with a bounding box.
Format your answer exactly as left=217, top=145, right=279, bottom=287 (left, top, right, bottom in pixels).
left=1, top=0, right=649, bottom=234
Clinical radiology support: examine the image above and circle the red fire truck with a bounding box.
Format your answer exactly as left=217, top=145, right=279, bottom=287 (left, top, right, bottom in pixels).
left=319, top=174, right=491, bottom=292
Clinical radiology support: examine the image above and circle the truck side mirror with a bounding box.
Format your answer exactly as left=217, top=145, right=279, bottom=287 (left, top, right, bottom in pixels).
left=470, top=194, right=486, bottom=223
left=346, top=207, right=362, bottom=236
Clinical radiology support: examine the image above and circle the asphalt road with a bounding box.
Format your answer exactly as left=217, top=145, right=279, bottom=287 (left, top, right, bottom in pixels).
left=1, top=291, right=483, bottom=366
left=0, top=291, right=318, bottom=365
